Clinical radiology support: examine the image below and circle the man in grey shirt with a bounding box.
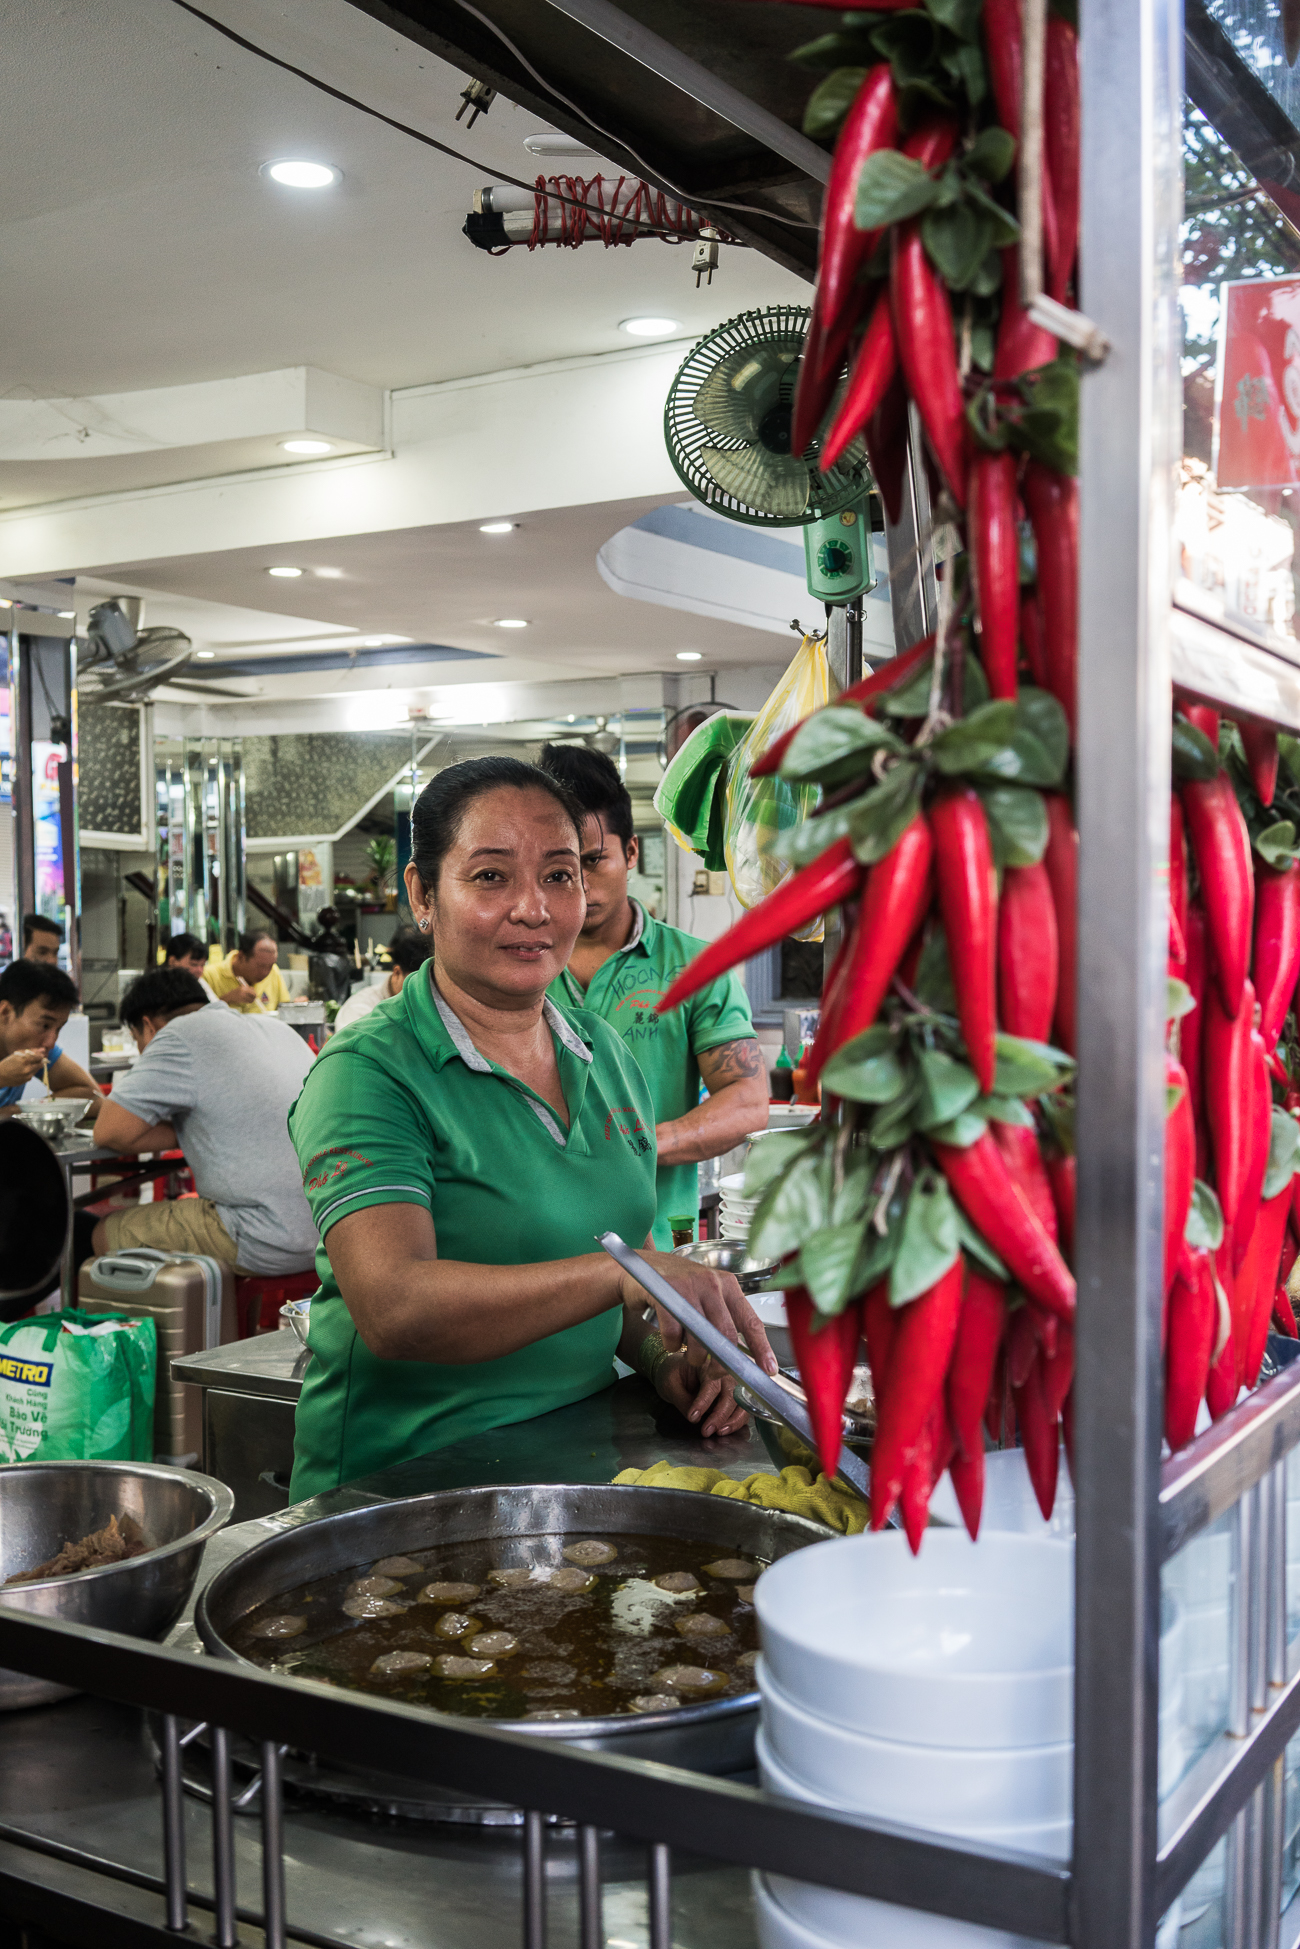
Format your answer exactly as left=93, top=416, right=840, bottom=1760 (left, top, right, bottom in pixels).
left=92, top=968, right=318, bottom=1275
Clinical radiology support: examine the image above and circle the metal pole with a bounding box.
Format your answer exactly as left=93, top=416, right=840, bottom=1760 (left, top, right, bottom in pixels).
left=881, top=407, right=936, bottom=653
left=1262, top=1757, right=1286, bottom=1949
left=1071, top=2, right=1182, bottom=1948
left=523, top=1809, right=546, bottom=1949
left=160, top=1713, right=187, bottom=1932
left=579, top=1824, right=602, bottom=1949
left=210, top=1725, right=237, bottom=1949
left=648, top=1842, right=671, bottom=1949
left=1232, top=1493, right=1256, bottom=1740
left=260, top=1740, right=286, bottom=1949
left=1269, top=1462, right=1288, bottom=1692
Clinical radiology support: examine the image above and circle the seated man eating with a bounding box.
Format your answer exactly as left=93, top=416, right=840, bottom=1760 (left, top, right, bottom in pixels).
left=0, top=961, right=101, bottom=1116
left=92, top=968, right=319, bottom=1276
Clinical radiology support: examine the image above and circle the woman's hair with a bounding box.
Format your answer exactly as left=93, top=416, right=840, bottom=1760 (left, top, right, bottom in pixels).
left=410, top=757, right=584, bottom=892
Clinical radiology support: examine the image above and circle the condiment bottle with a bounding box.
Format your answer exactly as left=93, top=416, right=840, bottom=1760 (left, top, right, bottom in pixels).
left=669, top=1215, right=697, bottom=1248
left=792, top=1041, right=821, bottom=1106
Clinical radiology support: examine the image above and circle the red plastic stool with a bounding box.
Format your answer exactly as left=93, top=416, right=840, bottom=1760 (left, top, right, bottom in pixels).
left=235, top=1268, right=318, bottom=1340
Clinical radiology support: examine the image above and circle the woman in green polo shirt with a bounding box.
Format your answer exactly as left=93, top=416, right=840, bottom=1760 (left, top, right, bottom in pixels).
left=288, top=756, right=776, bottom=1501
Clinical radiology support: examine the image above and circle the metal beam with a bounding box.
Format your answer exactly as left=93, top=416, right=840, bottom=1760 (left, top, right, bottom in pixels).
left=541, top=0, right=831, bottom=184
left=1160, top=1358, right=1300, bottom=1562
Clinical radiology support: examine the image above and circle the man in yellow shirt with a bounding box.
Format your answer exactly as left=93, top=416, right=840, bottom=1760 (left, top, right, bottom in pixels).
left=207, top=928, right=294, bottom=1013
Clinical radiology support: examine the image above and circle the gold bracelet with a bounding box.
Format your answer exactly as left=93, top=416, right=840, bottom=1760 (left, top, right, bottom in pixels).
left=636, top=1330, right=672, bottom=1389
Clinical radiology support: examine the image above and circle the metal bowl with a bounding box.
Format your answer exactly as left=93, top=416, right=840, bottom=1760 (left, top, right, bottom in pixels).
left=738, top=1371, right=875, bottom=1492
left=280, top=1297, right=311, bottom=1344
left=16, top=1099, right=85, bottom=1139
left=0, top=1460, right=234, bottom=1710
left=197, top=1482, right=827, bottom=1804
left=672, top=1240, right=779, bottom=1291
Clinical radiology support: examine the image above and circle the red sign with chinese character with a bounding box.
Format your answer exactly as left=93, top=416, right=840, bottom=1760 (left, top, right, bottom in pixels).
left=1217, top=274, right=1300, bottom=488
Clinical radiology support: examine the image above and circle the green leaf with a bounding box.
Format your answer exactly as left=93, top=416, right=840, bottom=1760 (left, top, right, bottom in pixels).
left=965, top=125, right=1017, bottom=181
left=1172, top=716, right=1220, bottom=783
left=931, top=700, right=1019, bottom=775
left=780, top=705, right=906, bottom=786
left=749, top=1150, right=827, bottom=1263
left=927, top=1108, right=989, bottom=1147
left=847, top=762, right=926, bottom=865
left=1167, top=977, right=1196, bottom=1021
left=953, top=1204, right=1008, bottom=1278
left=1010, top=356, right=1078, bottom=474
left=1015, top=688, right=1070, bottom=783
left=878, top=652, right=938, bottom=718
left=963, top=177, right=1020, bottom=246
left=914, top=921, right=958, bottom=1011
left=868, top=1073, right=924, bottom=1150
left=855, top=149, right=945, bottom=230
left=852, top=1184, right=907, bottom=1290
left=925, top=0, right=982, bottom=37
left=1264, top=1107, right=1300, bottom=1199
left=1278, top=731, right=1300, bottom=790
left=970, top=254, right=1003, bottom=303
left=1185, top=1177, right=1224, bottom=1252
left=970, top=319, right=997, bottom=370
left=743, top=1129, right=820, bottom=1202
left=922, top=203, right=993, bottom=290
left=765, top=799, right=860, bottom=870
left=802, top=67, right=870, bottom=141
left=974, top=1092, right=1036, bottom=1127
left=1254, top=819, right=1300, bottom=869
left=944, top=37, right=986, bottom=104
left=803, top=1218, right=872, bottom=1317
left=993, top=1032, right=1076, bottom=1097
left=789, top=28, right=880, bottom=70
left=978, top=785, right=1049, bottom=867
left=890, top=1171, right=961, bottom=1306
left=822, top=1030, right=910, bottom=1104
left=914, top=1047, right=982, bottom=1129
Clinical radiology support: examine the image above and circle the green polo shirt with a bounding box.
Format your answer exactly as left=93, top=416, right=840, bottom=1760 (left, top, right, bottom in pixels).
left=548, top=902, right=756, bottom=1250
left=287, top=967, right=657, bottom=1501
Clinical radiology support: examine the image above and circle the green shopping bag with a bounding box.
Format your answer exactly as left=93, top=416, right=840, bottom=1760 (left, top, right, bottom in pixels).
left=0, top=1308, right=157, bottom=1463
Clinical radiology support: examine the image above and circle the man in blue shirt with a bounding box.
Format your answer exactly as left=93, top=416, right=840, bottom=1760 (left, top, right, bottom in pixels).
left=0, top=961, right=99, bottom=1113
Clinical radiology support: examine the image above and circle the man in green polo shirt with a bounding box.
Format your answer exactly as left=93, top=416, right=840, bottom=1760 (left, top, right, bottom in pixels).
left=540, top=744, right=769, bottom=1249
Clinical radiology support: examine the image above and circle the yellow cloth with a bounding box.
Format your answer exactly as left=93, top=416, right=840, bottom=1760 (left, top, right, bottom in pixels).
left=611, top=1459, right=867, bottom=1535
left=207, top=950, right=292, bottom=1015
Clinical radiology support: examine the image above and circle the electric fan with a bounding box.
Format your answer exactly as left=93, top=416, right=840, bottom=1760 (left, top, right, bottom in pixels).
left=663, top=305, right=876, bottom=601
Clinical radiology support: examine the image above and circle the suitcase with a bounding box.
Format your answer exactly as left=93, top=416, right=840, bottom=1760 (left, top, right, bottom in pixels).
left=78, top=1248, right=235, bottom=1465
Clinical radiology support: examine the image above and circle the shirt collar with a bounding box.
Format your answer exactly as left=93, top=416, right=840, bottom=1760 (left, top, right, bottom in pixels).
left=618, top=898, right=650, bottom=955
left=429, top=977, right=593, bottom=1070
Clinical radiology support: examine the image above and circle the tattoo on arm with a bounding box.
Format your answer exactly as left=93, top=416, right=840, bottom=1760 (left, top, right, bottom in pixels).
left=698, top=1038, right=765, bottom=1089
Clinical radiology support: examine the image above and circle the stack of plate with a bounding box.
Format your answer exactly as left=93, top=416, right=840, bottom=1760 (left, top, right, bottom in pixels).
left=718, top=1172, right=760, bottom=1241
left=752, top=1531, right=1075, bottom=1949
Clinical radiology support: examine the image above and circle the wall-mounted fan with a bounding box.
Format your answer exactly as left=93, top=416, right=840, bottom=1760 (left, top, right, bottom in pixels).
left=78, top=600, right=194, bottom=705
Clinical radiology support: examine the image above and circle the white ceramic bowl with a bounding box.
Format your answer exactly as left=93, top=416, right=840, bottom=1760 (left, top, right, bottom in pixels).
left=928, top=1448, right=1075, bottom=1540
left=756, top=1531, right=1074, bottom=1750
left=759, top=1677, right=1072, bottom=1827
left=754, top=1864, right=1052, bottom=1949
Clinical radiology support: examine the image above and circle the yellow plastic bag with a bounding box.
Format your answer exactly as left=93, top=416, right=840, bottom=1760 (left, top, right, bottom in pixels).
left=724, top=632, right=833, bottom=939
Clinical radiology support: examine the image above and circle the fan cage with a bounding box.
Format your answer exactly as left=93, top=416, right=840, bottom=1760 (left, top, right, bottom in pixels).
left=663, top=304, right=872, bottom=528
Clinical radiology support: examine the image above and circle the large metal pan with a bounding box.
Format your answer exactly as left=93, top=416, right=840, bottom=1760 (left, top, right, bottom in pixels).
left=0, top=1460, right=234, bottom=1709
left=197, top=1482, right=828, bottom=1808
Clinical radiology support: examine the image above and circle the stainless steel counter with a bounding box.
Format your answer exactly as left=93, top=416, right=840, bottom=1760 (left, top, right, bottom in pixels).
left=0, top=1376, right=780, bottom=1949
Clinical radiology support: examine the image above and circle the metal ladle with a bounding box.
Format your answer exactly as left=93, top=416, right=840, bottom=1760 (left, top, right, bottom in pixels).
left=598, top=1231, right=871, bottom=1503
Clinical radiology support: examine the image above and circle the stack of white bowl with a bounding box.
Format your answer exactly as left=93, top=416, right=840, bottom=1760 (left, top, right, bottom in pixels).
left=753, top=1531, right=1074, bottom=1949
left=719, top=1171, right=760, bottom=1241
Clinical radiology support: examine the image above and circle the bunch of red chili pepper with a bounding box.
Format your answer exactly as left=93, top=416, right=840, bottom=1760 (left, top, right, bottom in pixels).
left=1163, top=706, right=1300, bottom=1450
left=657, top=631, right=1080, bottom=1549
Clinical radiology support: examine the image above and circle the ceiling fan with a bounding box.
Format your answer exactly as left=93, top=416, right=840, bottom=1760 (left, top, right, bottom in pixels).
left=78, top=600, right=242, bottom=704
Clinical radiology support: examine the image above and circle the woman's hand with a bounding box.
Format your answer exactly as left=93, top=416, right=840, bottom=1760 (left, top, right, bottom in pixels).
left=616, top=1250, right=779, bottom=1377
left=652, top=1348, right=750, bottom=1438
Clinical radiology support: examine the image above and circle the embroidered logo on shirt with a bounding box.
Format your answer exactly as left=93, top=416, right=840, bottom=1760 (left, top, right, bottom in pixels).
left=604, top=1107, right=652, bottom=1156
left=304, top=1145, right=374, bottom=1192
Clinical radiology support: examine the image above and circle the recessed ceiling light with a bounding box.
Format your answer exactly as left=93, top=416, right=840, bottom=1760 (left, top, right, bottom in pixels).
left=262, top=159, right=341, bottom=189
left=493, top=618, right=528, bottom=629
left=676, top=650, right=703, bottom=661
left=479, top=521, right=516, bottom=535
left=620, top=316, right=680, bottom=338
left=57, top=610, right=75, bottom=619
left=281, top=438, right=334, bottom=455
left=196, top=650, right=216, bottom=659
left=313, top=567, right=343, bottom=579
left=267, top=566, right=303, bottom=578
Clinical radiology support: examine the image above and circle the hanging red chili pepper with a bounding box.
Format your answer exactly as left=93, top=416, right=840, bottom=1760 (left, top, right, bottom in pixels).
left=803, top=912, right=858, bottom=1093
left=1165, top=1246, right=1217, bottom=1450
left=751, top=634, right=936, bottom=779
left=814, top=66, right=898, bottom=351
left=1184, top=904, right=1210, bottom=1176
left=1043, top=15, right=1080, bottom=303
left=1276, top=1287, right=1299, bottom=1337
left=1023, top=464, right=1079, bottom=741
left=984, top=1346, right=1014, bottom=1446
left=992, top=1121, right=1058, bottom=1241
left=1012, top=1346, right=1060, bottom=1521
left=784, top=1287, right=862, bottom=1480
left=1243, top=1186, right=1294, bottom=1389
left=931, top=786, right=998, bottom=1092
left=1045, top=1149, right=1076, bottom=1260
left=864, top=370, right=911, bottom=526
left=993, top=246, right=1059, bottom=379
left=1006, top=1300, right=1039, bottom=1387
left=1043, top=795, right=1078, bottom=1056
left=657, top=837, right=861, bottom=1014
left=1170, top=797, right=1189, bottom=974
left=1206, top=1234, right=1238, bottom=1419
left=1165, top=1055, right=1196, bottom=1302
left=820, top=291, right=898, bottom=471
left=891, top=123, right=965, bottom=506
left=997, top=862, right=1060, bottom=1044
left=1240, top=722, right=1280, bottom=809
left=933, top=1131, right=1077, bottom=1320
left=1041, top=1320, right=1074, bottom=1425
left=1181, top=704, right=1220, bottom=747
left=1181, top=773, right=1255, bottom=1016
left=1020, top=587, right=1048, bottom=687
left=899, top=1394, right=956, bottom=1554
left=815, top=815, right=934, bottom=1068
left=1283, top=1223, right=1300, bottom=1291
left=946, top=1270, right=1008, bottom=1540
left=869, top=1256, right=965, bottom=1531
left=1205, top=977, right=1258, bottom=1239
left=1254, top=862, right=1300, bottom=1051
left=1231, top=1024, right=1273, bottom=1277
left=969, top=450, right=1021, bottom=700
left=861, top=1279, right=894, bottom=1396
